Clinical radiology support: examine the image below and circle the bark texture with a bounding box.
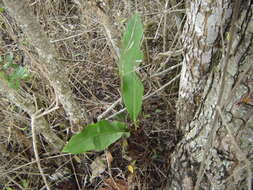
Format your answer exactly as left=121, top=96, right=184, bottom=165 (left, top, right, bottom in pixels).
left=168, top=0, right=253, bottom=190
left=177, top=0, right=233, bottom=131
left=3, top=0, right=90, bottom=132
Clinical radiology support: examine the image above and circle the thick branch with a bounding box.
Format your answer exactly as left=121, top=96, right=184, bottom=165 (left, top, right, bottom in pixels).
left=0, top=79, right=64, bottom=152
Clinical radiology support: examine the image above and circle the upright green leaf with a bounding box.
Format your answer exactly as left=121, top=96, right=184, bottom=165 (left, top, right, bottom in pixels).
left=122, top=73, right=144, bottom=121
left=62, top=120, right=130, bottom=154
left=119, top=13, right=144, bottom=122
left=119, top=13, right=143, bottom=76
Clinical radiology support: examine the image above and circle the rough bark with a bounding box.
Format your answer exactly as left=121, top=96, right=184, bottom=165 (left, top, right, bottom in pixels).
left=176, top=0, right=233, bottom=131
left=3, top=0, right=90, bottom=132
left=168, top=1, right=253, bottom=190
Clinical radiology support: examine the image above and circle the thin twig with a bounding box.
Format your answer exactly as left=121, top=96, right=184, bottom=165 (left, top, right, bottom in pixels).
left=157, top=48, right=184, bottom=57
left=50, top=31, right=86, bottom=43
left=31, top=114, right=51, bottom=190
left=6, top=175, right=26, bottom=190
left=97, top=98, right=122, bottom=121
left=0, top=153, right=71, bottom=177
left=70, top=155, right=82, bottom=190
left=30, top=101, right=60, bottom=190
left=163, top=0, right=170, bottom=52
left=151, top=63, right=182, bottom=78
left=143, top=74, right=180, bottom=100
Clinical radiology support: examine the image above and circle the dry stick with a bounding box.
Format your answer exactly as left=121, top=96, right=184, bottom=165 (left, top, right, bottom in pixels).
left=50, top=31, right=86, bottom=43
left=0, top=83, right=64, bottom=151
left=31, top=115, right=51, bottom=190
left=69, top=156, right=82, bottom=190
left=151, top=63, right=182, bottom=78
left=0, top=153, right=71, bottom=178
left=97, top=98, right=122, bottom=121
left=157, top=48, right=184, bottom=57
left=31, top=104, right=61, bottom=190
left=163, top=0, right=170, bottom=52
left=156, top=15, right=186, bottom=73
left=6, top=175, right=26, bottom=190
left=216, top=106, right=252, bottom=190
left=194, top=1, right=241, bottom=189
left=94, top=4, right=120, bottom=59
left=106, top=74, right=180, bottom=120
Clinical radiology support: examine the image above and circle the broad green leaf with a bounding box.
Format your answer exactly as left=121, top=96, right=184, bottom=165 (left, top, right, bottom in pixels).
left=119, top=13, right=144, bottom=122
left=122, top=73, right=144, bottom=121
left=62, top=120, right=130, bottom=154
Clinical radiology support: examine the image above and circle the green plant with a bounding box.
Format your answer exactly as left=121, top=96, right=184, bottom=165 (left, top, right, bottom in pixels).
left=119, top=13, right=144, bottom=123
left=5, top=187, right=14, bottom=190
left=63, top=120, right=130, bottom=153
left=63, top=13, right=144, bottom=154
left=0, top=53, right=29, bottom=89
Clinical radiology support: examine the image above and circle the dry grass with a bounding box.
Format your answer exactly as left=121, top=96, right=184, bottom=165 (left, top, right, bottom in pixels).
left=0, top=0, right=184, bottom=189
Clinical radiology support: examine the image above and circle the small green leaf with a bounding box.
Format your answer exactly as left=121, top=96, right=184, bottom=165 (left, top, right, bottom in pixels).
left=11, top=67, right=28, bottom=80
left=6, top=188, right=14, bottom=190
left=21, top=179, right=29, bottom=188
left=62, top=120, right=130, bottom=154
left=0, top=7, right=5, bottom=13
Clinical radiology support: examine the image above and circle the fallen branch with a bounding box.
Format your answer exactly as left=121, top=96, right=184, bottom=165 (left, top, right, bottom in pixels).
left=0, top=79, right=64, bottom=152
left=3, top=0, right=90, bottom=133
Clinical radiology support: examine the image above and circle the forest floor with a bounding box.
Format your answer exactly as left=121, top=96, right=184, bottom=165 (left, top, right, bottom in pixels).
left=0, top=0, right=184, bottom=189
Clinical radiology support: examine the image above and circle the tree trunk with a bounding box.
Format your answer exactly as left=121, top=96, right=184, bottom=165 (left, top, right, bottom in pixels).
left=168, top=0, right=253, bottom=189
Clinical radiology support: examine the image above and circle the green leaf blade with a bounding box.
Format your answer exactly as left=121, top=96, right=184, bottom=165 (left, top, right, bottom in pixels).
left=62, top=120, right=129, bottom=154
left=122, top=73, right=144, bottom=121
left=119, top=13, right=144, bottom=76
left=122, top=13, right=143, bottom=52
left=119, top=12, right=144, bottom=122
